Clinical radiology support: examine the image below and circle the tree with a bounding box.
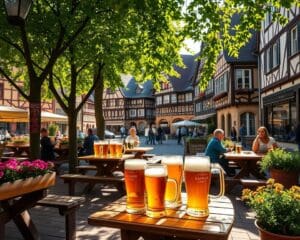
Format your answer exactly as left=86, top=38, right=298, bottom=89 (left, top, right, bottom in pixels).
left=0, top=1, right=98, bottom=159
left=184, top=0, right=300, bottom=89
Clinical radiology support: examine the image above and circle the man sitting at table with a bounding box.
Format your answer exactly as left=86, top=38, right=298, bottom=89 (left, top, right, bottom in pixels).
left=205, top=129, right=235, bottom=177
left=82, top=128, right=99, bottom=155
left=40, top=128, right=55, bottom=161
left=125, top=127, right=140, bottom=148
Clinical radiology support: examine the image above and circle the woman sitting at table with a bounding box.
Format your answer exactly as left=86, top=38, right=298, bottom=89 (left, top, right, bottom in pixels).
left=125, top=127, right=140, bottom=148
left=252, top=126, right=278, bottom=154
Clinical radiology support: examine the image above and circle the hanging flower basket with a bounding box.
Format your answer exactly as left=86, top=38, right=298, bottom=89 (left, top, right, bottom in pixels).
left=0, top=159, right=56, bottom=200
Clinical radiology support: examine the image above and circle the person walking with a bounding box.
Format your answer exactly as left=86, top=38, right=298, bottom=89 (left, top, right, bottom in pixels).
left=177, top=127, right=182, bottom=145
left=230, top=126, right=237, bottom=141
left=149, top=124, right=156, bottom=145
left=157, top=126, right=164, bottom=144
left=120, top=126, right=126, bottom=138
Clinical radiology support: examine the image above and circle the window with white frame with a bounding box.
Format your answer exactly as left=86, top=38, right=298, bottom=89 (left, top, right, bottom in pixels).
left=194, top=86, right=199, bottom=96
left=185, top=93, right=192, bottom=102
left=215, top=73, right=227, bottom=94
left=291, top=26, right=298, bottom=55
left=178, top=94, right=184, bottom=103
left=272, top=41, right=280, bottom=67
left=129, top=109, right=136, bottom=117
left=205, top=79, right=214, bottom=94
left=240, top=112, right=255, bottom=135
left=138, top=109, right=144, bottom=117
left=156, top=96, right=162, bottom=105
left=235, top=69, right=252, bottom=89
left=195, top=102, right=202, bottom=113
left=163, top=94, right=170, bottom=104
left=171, top=94, right=177, bottom=103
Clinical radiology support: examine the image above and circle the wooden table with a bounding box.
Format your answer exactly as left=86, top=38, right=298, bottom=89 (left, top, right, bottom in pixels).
left=124, top=147, right=153, bottom=158
left=88, top=193, right=234, bottom=240
left=5, top=143, right=30, bottom=157
left=224, top=151, right=265, bottom=179
left=0, top=189, right=47, bottom=240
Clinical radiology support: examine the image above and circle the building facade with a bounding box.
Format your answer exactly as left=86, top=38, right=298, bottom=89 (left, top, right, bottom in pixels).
left=155, top=54, right=198, bottom=135
left=260, top=5, right=300, bottom=142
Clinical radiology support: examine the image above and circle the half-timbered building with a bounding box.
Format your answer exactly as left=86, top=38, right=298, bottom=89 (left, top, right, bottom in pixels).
left=102, top=75, right=155, bottom=134
left=206, top=14, right=259, bottom=138
left=260, top=5, right=300, bottom=142
left=155, top=54, right=198, bottom=135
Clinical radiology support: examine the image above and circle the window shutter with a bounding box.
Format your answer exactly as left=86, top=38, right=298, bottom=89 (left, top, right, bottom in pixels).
left=277, top=40, right=280, bottom=65
left=269, top=47, right=273, bottom=70
left=287, top=30, right=291, bottom=57
left=297, top=22, right=300, bottom=53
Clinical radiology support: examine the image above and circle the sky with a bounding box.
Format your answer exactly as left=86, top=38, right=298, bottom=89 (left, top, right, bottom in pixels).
left=180, top=39, right=201, bottom=54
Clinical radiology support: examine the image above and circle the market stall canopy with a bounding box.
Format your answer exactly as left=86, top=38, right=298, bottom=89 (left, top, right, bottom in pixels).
left=0, top=105, right=67, bottom=122
left=172, top=120, right=201, bottom=127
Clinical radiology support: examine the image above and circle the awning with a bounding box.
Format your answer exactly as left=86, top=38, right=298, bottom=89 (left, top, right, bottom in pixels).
left=192, top=112, right=216, bottom=120
left=0, top=105, right=67, bottom=122
left=105, top=121, right=124, bottom=126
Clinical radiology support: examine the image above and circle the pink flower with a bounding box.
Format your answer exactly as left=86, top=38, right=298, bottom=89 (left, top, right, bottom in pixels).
left=20, top=161, right=32, bottom=168
left=0, top=171, right=3, bottom=179
left=5, top=159, right=18, bottom=170
left=31, top=159, right=49, bottom=170
left=0, top=162, right=5, bottom=171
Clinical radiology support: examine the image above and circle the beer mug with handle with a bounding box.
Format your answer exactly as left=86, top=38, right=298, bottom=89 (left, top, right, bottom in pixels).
left=161, top=155, right=183, bottom=208
left=145, top=164, right=168, bottom=218
left=124, top=159, right=147, bottom=214
left=184, top=156, right=225, bottom=217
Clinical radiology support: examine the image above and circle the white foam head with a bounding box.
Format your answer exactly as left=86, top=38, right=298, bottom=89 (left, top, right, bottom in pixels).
left=125, top=159, right=146, bottom=170
left=161, top=155, right=183, bottom=165
left=184, top=156, right=211, bottom=172
left=145, top=165, right=167, bottom=177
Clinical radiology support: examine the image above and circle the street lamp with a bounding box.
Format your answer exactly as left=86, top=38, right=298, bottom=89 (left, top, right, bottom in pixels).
left=4, top=0, right=32, bottom=25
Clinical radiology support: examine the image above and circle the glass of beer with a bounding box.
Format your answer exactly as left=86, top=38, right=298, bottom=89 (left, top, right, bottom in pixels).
left=161, top=155, right=183, bottom=208
left=109, top=139, right=123, bottom=158
left=93, top=140, right=100, bottom=156
left=236, top=143, right=242, bottom=154
left=124, top=159, right=146, bottom=214
left=184, top=156, right=225, bottom=217
left=99, top=140, right=109, bottom=157
left=145, top=164, right=167, bottom=218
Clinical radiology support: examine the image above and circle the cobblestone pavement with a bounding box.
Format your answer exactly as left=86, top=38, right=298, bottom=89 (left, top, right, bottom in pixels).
left=5, top=138, right=259, bottom=240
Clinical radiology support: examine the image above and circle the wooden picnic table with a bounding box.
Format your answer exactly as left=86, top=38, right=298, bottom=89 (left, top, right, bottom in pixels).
left=88, top=193, right=234, bottom=240
left=5, top=143, right=30, bottom=157
left=124, top=147, right=153, bottom=158
left=224, top=151, right=265, bottom=179
left=0, top=189, right=47, bottom=240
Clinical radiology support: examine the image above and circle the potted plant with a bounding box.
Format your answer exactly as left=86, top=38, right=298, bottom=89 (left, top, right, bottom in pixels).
left=0, top=159, right=56, bottom=200
left=242, top=179, right=300, bottom=240
left=260, top=148, right=300, bottom=188
left=48, top=124, right=59, bottom=137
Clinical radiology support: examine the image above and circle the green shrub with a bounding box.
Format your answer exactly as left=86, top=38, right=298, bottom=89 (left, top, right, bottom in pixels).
left=48, top=124, right=59, bottom=136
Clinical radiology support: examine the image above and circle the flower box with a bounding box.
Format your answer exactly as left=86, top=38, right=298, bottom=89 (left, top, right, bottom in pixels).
left=0, top=172, right=56, bottom=200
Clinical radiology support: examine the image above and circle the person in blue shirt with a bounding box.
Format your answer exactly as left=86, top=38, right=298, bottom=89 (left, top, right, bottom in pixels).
left=205, top=129, right=235, bottom=177
left=82, top=128, right=99, bottom=155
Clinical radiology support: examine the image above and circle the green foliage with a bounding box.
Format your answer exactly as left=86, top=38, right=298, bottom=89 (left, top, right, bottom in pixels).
left=184, top=0, right=300, bottom=89
left=242, top=179, right=300, bottom=236
left=48, top=124, right=59, bottom=137
left=260, top=148, right=300, bottom=172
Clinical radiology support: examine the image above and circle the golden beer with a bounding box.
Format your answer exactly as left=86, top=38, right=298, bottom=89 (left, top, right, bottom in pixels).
left=145, top=164, right=167, bottom=218
left=115, top=143, right=123, bottom=157
left=236, top=143, right=242, bottom=154
left=109, top=143, right=116, bottom=157
left=93, top=141, right=100, bottom=156
left=184, top=156, right=225, bottom=217
left=161, top=156, right=183, bottom=208
left=124, top=159, right=146, bottom=214
left=99, top=141, right=109, bottom=157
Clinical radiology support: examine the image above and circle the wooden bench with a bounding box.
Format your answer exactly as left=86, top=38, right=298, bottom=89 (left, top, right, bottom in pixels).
left=36, top=194, right=85, bottom=240
left=52, top=159, right=68, bottom=173
left=76, top=165, right=97, bottom=174
left=240, top=179, right=267, bottom=190
left=60, top=174, right=125, bottom=195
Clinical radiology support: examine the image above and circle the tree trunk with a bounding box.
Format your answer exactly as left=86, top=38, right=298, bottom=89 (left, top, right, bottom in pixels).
left=29, top=81, right=42, bottom=160
left=67, top=111, right=78, bottom=173
left=94, top=68, right=105, bottom=140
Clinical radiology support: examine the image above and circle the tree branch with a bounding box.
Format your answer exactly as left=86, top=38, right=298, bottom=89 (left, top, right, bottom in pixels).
left=0, top=36, right=25, bottom=57
left=0, top=67, right=29, bottom=101
left=49, top=71, right=68, bottom=112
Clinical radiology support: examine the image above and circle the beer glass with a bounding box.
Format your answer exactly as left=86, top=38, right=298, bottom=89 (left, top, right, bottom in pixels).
left=124, top=159, right=146, bottom=214
left=110, top=139, right=123, bottom=157
left=145, top=164, right=168, bottom=218
left=184, top=156, right=225, bottom=217
left=236, top=143, right=242, bottom=154
left=93, top=140, right=100, bottom=156
left=161, top=155, right=183, bottom=208
left=99, top=140, right=109, bottom=157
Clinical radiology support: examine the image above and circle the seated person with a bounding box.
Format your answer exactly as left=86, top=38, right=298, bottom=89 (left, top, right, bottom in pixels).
left=125, top=127, right=140, bottom=148
left=252, top=126, right=278, bottom=154
left=40, top=128, right=55, bottom=161
left=83, top=128, right=99, bottom=155
left=205, top=129, right=235, bottom=177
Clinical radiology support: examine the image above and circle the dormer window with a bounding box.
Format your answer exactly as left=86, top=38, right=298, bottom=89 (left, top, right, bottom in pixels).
left=136, top=84, right=143, bottom=94
left=235, top=69, right=252, bottom=89
left=161, top=82, right=170, bottom=90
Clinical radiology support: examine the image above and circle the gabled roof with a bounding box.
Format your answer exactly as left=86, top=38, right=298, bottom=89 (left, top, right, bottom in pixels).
left=224, top=14, right=258, bottom=63
left=120, top=75, right=154, bottom=99
left=168, top=53, right=199, bottom=92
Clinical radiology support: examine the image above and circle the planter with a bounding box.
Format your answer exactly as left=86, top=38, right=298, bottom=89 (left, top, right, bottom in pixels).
left=0, top=172, right=56, bottom=200
left=255, top=221, right=300, bottom=240
left=270, top=168, right=299, bottom=188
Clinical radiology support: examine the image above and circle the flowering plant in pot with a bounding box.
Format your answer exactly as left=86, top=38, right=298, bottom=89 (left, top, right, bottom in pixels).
left=242, top=179, right=300, bottom=239
left=260, top=148, right=300, bottom=188
left=0, top=159, right=56, bottom=200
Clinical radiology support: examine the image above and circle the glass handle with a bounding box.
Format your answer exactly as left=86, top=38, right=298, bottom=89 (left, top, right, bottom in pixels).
left=210, top=165, right=225, bottom=198
left=167, top=178, right=178, bottom=202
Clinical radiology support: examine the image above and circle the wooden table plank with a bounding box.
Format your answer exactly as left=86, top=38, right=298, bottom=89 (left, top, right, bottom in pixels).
left=78, top=154, right=135, bottom=161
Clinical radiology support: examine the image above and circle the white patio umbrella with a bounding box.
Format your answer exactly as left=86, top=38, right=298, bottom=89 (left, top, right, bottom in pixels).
left=172, top=120, right=200, bottom=127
